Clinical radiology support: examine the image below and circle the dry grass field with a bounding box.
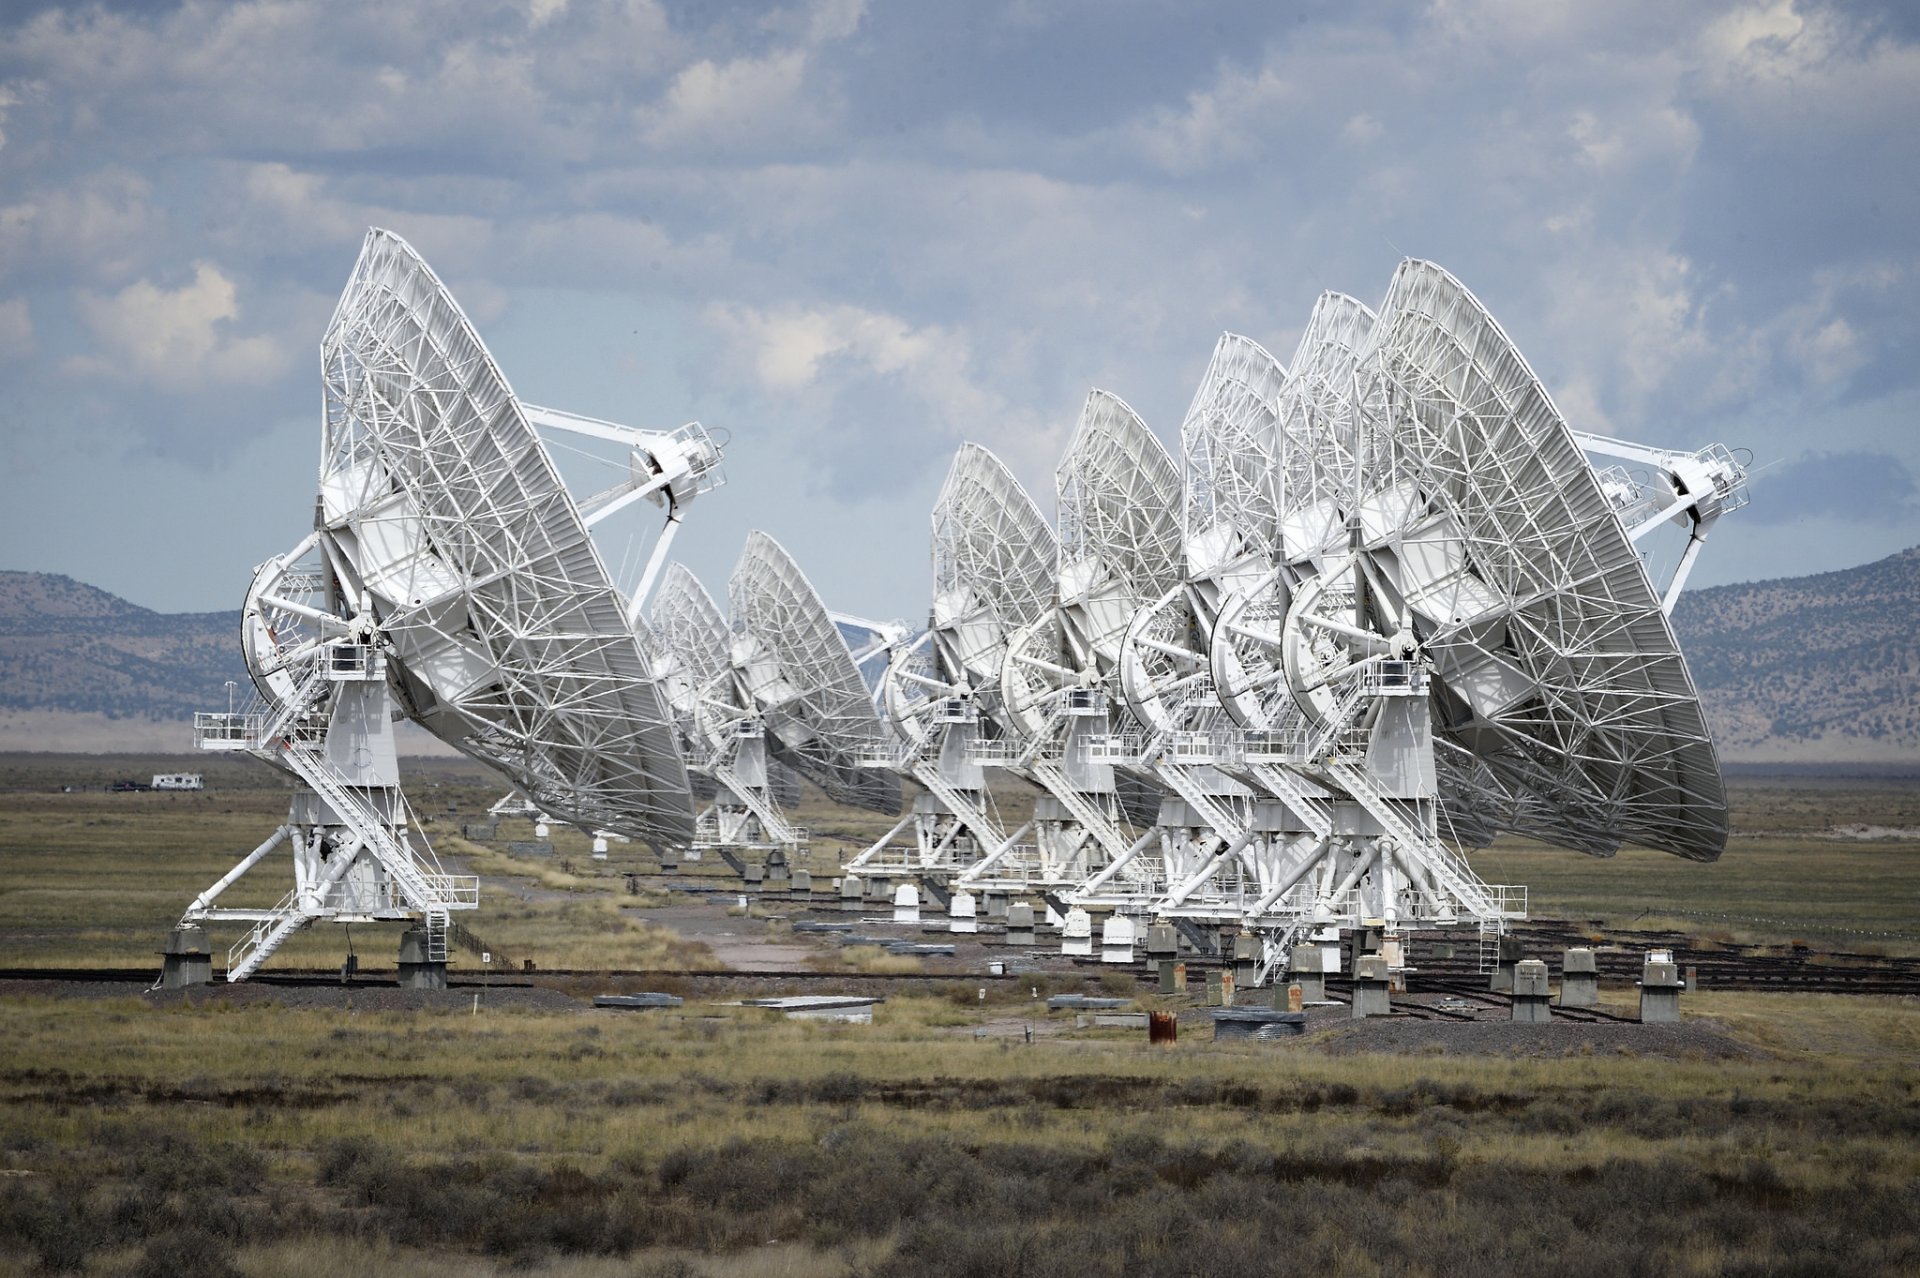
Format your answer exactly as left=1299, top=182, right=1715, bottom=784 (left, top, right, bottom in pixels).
left=2, top=755, right=1918, bottom=1274
left=2, top=755, right=1915, bottom=969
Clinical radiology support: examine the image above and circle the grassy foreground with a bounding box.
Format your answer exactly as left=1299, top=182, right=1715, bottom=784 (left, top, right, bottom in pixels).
left=3, top=762, right=1920, bottom=1273
left=1, top=990, right=1917, bottom=1276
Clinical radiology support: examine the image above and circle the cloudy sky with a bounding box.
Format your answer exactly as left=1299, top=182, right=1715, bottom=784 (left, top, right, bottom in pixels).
left=2, top=0, right=1916, bottom=621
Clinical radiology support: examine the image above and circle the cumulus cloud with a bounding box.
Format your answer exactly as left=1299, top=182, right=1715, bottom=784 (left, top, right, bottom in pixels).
left=635, top=0, right=865, bottom=152
left=639, top=49, right=829, bottom=150
left=0, top=0, right=1914, bottom=610
left=69, top=263, right=287, bottom=390
left=1128, top=56, right=1293, bottom=175
left=702, top=299, right=1061, bottom=496
left=234, top=162, right=495, bottom=267
left=0, top=168, right=155, bottom=286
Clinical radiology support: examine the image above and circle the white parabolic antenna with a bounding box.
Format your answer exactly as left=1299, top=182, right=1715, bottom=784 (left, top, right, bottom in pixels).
left=178, top=227, right=723, bottom=980
left=1214, top=260, right=1747, bottom=866
left=651, top=561, right=734, bottom=762
left=848, top=443, right=1060, bottom=880
left=307, top=228, right=708, bottom=844
left=653, top=557, right=812, bottom=863
left=928, top=443, right=1060, bottom=727
left=729, top=531, right=903, bottom=815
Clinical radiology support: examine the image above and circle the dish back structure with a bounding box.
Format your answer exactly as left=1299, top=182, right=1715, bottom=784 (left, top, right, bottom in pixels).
left=969, top=391, right=1182, bottom=894
left=1194, top=260, right=1744, bottom=975
left=729, top=531, right=903, bottom=819
left=179, top=228, right=723, bottom=980
left=650, top=562, right=808, bottom=868
left=849, top=444, right=1058, bottom=882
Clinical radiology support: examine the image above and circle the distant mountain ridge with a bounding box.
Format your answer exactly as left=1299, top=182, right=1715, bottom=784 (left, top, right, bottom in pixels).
left=1, top=550, right=1916, bottom=762
left=1670, top=545, right=1920, bottom=763
left=0, top=572, right=244, bottom=725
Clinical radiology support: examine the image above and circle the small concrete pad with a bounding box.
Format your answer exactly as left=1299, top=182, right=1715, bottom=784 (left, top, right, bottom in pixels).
left=1047, top=994, right=1130, bottom=1012
left=742, top=995, right=883, bottom=1023
left=593, top=993, right=684, bottom=1010
left=1211, top=1007, right=1307, bottom=1040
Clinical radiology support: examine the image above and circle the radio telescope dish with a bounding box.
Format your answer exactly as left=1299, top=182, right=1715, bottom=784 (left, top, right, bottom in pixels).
left=172, top=227, right=725, bottom=982
left=1214, top=260, right=1747, bottom=865
left=1361, top=260, right=1742, bottom=859
left=650, top=562, right=733, bottom=762
left=650, top=560, right=808, bottom=867
left=979, top=391, right=1181, bottom=892
left=1001, top=390, right=1184, bottom=742
left=851, top=443, right=1058, bottom=881
left=729, top=531, right=902, bottom=815
left=313, top=228, right=705, bottom=845
left=930, top=444, right=1061, bottom=717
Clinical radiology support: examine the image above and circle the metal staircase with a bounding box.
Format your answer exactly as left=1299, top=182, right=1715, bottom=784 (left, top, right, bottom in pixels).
left=227, top=888, right=304, bottom=981
left=1153, top=757, right=1248, bottom=848
left=425, top=908, right=450, bottom=963
left=1247, top=763, right=1333, bottom=839
left=1026, top=759, right=1131, bottom=861
left=1319, top=758, right=1522, bottom=924
left=910, top=763, right=1005, bottom=869
left=276, top=737, right=453, bottom=910
left=708, top=761, right=807, bottom=850
left=226, top=841, right=363, bottom=981
left=206, top=644, right=479, bottom=981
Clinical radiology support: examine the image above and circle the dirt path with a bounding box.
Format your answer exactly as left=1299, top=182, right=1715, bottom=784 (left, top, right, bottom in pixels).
left=628, top=901, right=834, bottom=972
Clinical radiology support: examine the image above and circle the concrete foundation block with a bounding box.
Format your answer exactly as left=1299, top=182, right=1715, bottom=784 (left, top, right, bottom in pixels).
left=949, top=890, right=978, bottom=934
left=1232, top=934, right=1259, bottom=987
left=1288, top=944, right=1326, bottom=1004
left=396, top=927, right=447, bottom=991
left=1490, top=935, right=1524, bottom=993
left=1559, top=947, right=1598, bottom=1007
left=160, top=925, right=212, bottom=989
left=1511, top=959, right=1552, bottom=1022
left=1061, top=907, right=1093, bottom=958
left=1351, top=954, right=1392, bottom=1018
left=1639, top=957, right=1684, bottom=1023
left=1005, top=902, right=1036, bottom=947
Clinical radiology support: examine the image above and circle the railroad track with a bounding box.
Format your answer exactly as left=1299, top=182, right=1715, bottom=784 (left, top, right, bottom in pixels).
left=0, top=966, right=1022, bottom=989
